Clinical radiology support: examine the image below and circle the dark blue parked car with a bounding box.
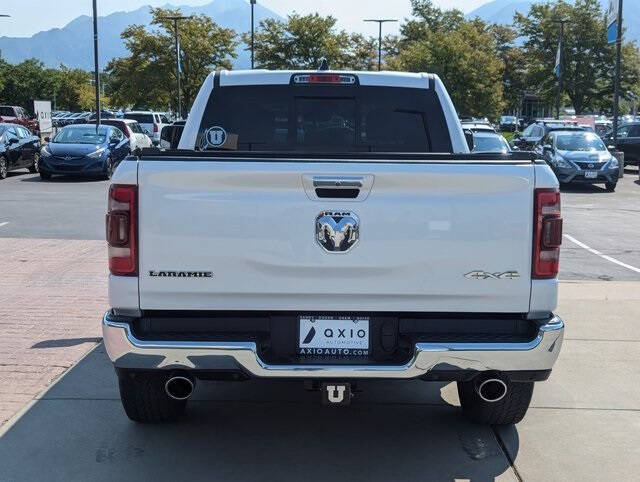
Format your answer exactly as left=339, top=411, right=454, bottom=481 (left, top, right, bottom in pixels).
left=39, top=124, right=130, bottom=180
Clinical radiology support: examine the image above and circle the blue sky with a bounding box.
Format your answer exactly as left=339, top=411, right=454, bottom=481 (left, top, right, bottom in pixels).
left=0, top=0, right=487, bottom=38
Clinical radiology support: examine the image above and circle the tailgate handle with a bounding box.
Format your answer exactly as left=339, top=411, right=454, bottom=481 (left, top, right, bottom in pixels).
left=313, top=177, right=364, bottom=188
left=313, top=177, right=363, bottom=199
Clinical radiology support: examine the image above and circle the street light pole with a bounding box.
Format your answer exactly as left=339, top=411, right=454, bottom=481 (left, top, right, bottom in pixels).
left=612, top=0, right=623, bottom=144
left=160, top=15, right=191, bottom=119
left=552, top=19, right=570, bottom=120
left=250, top=0, right=256, bottom=69
left=363, top=19, right=397, bottom=71
left=92, top=0, right=101, bottom=130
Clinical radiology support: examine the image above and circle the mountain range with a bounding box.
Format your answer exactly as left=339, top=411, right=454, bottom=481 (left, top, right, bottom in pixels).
left=0, top=0, right=636, bottom=71
left=468, top=0, right=640, bottom=45
left=0, top=0, right=282, bottom=70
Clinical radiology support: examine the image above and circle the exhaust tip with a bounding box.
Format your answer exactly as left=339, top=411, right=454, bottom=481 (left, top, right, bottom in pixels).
left=477, top=378, right=508, bottom=403
left=165, top=376, right=194, bottom=401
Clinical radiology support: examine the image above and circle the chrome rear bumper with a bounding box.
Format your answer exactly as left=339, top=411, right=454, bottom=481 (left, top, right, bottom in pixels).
left=102, top=312, right=564, bottom=379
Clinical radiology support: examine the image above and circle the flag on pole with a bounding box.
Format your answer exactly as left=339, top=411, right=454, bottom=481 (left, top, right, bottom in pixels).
left=554, top=42, right=561, bottom=77
left=606, top=0, right=619, bottom=44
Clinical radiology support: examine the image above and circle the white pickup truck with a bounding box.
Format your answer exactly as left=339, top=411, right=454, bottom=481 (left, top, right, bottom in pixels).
left=103, top=69, right=564, bottom=425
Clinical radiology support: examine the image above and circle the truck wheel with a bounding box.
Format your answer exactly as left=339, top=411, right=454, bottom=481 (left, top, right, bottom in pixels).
left=117, top=371, right=187, bottom=423
left=457, top=379, right=534, bottom=425
left=605, top=182, right=617, bottom=192
left=39, top=171, right=51, bottom=181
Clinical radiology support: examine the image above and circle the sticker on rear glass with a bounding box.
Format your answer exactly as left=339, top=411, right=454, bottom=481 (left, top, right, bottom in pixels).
left=202, top=126, right=227, bottom=148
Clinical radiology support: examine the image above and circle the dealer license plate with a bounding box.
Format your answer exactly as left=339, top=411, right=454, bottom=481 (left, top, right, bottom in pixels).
left=298, top=316, right=370, bottom=356
left=584, top=171, right=598, bottom=179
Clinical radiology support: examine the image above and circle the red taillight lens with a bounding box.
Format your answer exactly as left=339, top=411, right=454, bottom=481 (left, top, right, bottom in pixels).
left=533, top=188, right=562, bottom=279
left=153, top=123, right=158, bottom=132
left=106, top=184, right=137, bottom=276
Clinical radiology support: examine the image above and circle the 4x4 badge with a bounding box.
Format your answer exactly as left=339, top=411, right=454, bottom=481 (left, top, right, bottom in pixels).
left=464, top=271, right=520, bottom=280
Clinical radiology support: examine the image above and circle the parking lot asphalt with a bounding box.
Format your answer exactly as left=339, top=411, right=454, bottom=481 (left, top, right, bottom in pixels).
left=0, top=165, right=639, bottom=481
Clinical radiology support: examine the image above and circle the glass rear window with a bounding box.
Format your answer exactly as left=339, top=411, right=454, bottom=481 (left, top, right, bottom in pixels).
left=124, top=113, right=154, bottom=124
left=54, top=127, right=107, bottom=144
left=0, top=107, right=15, bottom=116
left=196, top=83, right=451, bottom=153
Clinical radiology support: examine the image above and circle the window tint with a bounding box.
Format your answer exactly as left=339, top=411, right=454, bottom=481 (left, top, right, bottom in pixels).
left=130, top=122, right=143, bottom=134
left=197, top=84, right=450, bottom=153
left=124, top=113, right=154, bottom=124
left=522, top=125, right=534, bottom=137
left=628, top=125, right=640, bottom=137
left=0, top=107, right=15, bottom=117
left=617, top=126, right=629, bottom=138
left=161, top=115, right=170, bottom=124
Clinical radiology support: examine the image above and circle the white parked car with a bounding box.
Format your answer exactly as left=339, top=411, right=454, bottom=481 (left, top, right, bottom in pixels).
left=123, top=111, right=170, bottom=145
left=104, top=69, right=564, bottom=426
left=90, top=119, right=152, bottom=154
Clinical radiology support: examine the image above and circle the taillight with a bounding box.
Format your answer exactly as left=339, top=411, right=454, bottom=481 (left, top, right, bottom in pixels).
left=533, top=188, right=562, bottom=279
left=153, top=123, right=158, bottom=133
left=292, top=74, right=357, bottom=85
left=106, top=184, right=137, bottom=276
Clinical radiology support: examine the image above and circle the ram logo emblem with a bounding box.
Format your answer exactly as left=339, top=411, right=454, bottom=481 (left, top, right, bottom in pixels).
left=315, top=211, right=359, bottom=253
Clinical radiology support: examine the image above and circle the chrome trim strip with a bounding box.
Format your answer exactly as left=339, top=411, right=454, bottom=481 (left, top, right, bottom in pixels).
left=102, top=312, right=564, bottom=378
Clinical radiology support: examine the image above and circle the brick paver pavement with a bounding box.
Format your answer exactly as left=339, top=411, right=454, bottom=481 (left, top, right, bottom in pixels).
left=0, top=238, right=107, bottom=426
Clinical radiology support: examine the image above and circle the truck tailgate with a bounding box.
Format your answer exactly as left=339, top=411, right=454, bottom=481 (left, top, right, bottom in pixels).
left=137, top=160, right=534, bottom=313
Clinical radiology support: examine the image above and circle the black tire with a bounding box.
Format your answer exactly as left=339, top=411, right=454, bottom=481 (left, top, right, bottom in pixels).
left=457, top=379, right=534, bottom=425
left=29, top=153, right=40, bottom=173
left=118, top=371, right=187, bottom=423
left=0, top=156, right=7, bottom=179
left=39, top=171, right=52, bottom=181
left=103, top=157, right=113, bottom=180
left=605, top=182, right=617, bottom=192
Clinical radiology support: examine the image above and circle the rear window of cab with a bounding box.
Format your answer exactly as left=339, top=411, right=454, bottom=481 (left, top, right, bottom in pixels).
left=196, top=83, right=452, bottom=153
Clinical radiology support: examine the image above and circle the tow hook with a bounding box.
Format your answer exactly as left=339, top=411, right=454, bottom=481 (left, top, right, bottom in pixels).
left=321, top=382, right=352, bottom=405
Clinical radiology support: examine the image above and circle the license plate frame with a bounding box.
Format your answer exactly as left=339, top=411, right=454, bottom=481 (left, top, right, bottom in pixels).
left=584, top=170, right=598, bottom=179
left=298, top=316, right=370, bottom=357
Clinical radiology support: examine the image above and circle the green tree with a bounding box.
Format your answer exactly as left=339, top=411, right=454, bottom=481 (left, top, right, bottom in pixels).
left=514, top=0, right=640, bottom=114
left=388, top=1, right=506, bottom=119
left=106, top=7, right=237, bottom=115
left=245, top=13, right=378, bottom=70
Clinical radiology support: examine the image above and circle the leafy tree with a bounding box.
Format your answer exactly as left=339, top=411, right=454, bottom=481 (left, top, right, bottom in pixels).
left=106, top=7, right=237, bottom=116
left=514, top=0, right=640, bottom=114
left=388, top=1, right=506, bottom=119
left=245, top=13, right=378, bottom=70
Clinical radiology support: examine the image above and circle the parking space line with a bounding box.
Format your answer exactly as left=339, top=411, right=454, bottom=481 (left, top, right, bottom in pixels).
left=564, top=234, right=640, bottom=274
left=0, top=222, right=9, bottom=228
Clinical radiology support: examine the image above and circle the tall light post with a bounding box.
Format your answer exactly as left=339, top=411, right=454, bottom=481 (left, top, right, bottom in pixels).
left=612, top=0, right=623, bottom=144
left=250, top=0, right=256, bottom=69
left=92, top=0, right=101, bottom=130
left=363, top=19, right=397, bottom=71
left=552, top=18, right=571, bottom=120
left=160, top=15, right=191, bottom=119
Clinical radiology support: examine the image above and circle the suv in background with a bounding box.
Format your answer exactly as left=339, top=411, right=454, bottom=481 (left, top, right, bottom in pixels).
left=602, top=122, right=640, bottom=166
left=512, top=121, right=583, bottom=150
left=499, top=115, right=518, bottom=132
left=123, top=111, right=170, bottom=145
left=0, top=106, right=39, bottom=132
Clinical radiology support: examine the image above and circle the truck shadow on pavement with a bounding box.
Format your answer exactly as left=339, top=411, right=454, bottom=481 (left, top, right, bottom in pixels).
left=0, top=344, right=520, bottom=481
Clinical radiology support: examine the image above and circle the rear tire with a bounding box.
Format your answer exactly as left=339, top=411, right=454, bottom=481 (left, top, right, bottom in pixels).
left=118, top=370, right=187, bottom=423
left=0, top=156, right=7, bottom=179
left=457, top=379, right=534, bottom=425
left=29, top=153, right=40, bottom=173
left=605, top=182, right=617, bottom=192
left=103, top=157, right=113, bottom=180
left=39, top=171, right=51, bottom=181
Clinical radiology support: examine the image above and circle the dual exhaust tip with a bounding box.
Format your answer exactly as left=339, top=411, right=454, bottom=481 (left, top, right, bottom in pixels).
left=476, top=377, right=508, bottom=403
left=165, top=376, right=195, bottom=401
